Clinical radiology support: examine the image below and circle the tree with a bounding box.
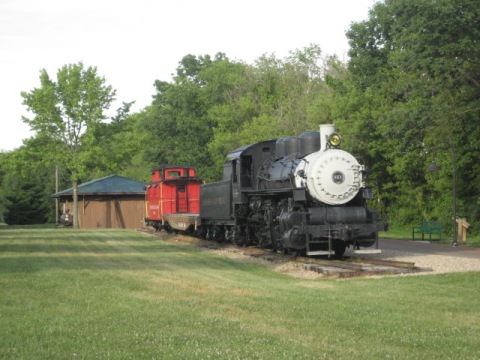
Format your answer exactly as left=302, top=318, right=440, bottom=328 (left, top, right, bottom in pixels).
left=3, top=180, right=50, bottom=225
left=21, top=62, right=118, bottom=228
left=0, top=142, right=62, bottom=224
left=345, top=0, right=480, bottom=229
left=207, top=45, right=337, bottom=175
left=143, top=53, right=246, bottom=181
left=93, top=109, right=153, bottom=181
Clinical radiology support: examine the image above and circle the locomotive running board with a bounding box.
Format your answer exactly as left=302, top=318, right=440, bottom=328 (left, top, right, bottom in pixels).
left=353, top=249, right=382, bottom=254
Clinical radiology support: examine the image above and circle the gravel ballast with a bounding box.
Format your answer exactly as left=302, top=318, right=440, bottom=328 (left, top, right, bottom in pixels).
left=357, top=247, right=480, bottom=275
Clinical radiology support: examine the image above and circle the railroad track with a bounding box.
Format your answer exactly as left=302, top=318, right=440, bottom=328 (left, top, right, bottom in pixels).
left=145, top=230, right=429, bottom=278
left=294, top=256, right=424, bottom=278
left=247, top=251, right=426, bottom=278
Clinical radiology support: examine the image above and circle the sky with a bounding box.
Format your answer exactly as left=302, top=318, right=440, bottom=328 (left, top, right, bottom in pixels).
left=0, top=0, right=377, bottom=152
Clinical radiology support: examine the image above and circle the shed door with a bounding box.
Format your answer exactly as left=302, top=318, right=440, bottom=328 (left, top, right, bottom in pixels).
left=177, top=183, right=188, bottom=213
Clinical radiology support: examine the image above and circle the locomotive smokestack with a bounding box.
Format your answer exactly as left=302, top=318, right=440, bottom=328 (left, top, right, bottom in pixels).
left=319, top=124, right=336, bottom=151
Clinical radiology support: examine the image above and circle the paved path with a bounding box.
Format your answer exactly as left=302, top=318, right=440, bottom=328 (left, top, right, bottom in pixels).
left=379, top=238, right=480, bottom=259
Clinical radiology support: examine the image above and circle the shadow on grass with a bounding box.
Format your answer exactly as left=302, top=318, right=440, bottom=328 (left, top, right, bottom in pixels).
left=0, top=224, right=57, bottom=230
left=0, top=252, right=253, bottom=274
left=0, top=234, right=256, bottom=275
left=0, top=242, right=181, bottom=254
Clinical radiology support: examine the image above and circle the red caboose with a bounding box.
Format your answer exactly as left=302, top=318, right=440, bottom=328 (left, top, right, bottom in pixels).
left=145, top=165, right=203, bottom=232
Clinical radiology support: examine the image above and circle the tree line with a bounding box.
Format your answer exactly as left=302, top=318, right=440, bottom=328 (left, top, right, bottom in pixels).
left=1, top=0, right=478, bottom=235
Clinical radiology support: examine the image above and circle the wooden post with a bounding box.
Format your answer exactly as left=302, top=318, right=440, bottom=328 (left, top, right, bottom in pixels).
left=55, top=165, right=59, bottom=225
left=456, top=218, right=470, bottom=244
left=73, top=178, right=79, bottom=228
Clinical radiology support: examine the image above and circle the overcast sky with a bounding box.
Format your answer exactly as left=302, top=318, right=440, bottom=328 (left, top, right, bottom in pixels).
left=0, top=0, right=377, bottom=151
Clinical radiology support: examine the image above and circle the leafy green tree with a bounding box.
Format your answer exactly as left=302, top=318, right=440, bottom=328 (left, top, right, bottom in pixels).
left=93, top=109, right=153, bottom=181
left=0, top=152, right=7, bottom=222
left=3, top=180, right=50, bottom=225
left=21, top=62, right=120, bottom=228
left=143, top=53, right=247, bottom=181
left=0, top=141, right=64, bottom=224
left=73, top=100, right=151, bottom=180
left=208, top=45, right=338, bottom=175
left=142, top=47, right=345, bottom=182
left=345, top=0, right=480, bottom=230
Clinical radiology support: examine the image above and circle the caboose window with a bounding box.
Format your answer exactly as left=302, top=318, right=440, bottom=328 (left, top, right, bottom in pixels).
left=167, top=170, right=182, bottom=178
left=177, top=184, right=186, bottom=192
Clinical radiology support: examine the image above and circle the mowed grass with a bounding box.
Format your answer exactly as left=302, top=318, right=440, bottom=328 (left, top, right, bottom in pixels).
left=1, top=229, right=479, bottom=359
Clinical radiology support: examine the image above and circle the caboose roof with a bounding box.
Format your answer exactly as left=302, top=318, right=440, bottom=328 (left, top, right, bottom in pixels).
left=51, top=175, right=146, bottom=198
left=150, top=164, right=196, bottom=172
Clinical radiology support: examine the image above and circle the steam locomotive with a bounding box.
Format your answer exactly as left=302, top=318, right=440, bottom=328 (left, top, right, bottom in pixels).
left=146, top=124, right=387, bottom=257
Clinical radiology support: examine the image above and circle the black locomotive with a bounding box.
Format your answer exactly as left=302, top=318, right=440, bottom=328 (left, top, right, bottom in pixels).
left=199, top=124, right=387, bottom=256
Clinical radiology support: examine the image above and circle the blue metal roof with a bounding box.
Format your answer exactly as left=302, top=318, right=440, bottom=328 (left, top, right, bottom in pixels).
left=52, top=175, right=145, bottom=197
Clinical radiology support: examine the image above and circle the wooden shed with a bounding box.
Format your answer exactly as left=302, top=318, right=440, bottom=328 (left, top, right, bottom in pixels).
left=52, top=175, right=146, bottom=229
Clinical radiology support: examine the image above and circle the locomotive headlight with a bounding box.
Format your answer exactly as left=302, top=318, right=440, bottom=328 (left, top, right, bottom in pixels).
left=328, top=133, right=342, bottom=147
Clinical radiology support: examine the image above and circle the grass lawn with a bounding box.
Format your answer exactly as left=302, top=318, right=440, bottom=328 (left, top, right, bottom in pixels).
left=1, top=228, right=479, bottom=359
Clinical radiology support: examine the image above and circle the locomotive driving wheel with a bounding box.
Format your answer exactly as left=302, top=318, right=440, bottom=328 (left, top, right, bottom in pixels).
left=212, top=226, right=225, bottom=243
left=233, top=224, right=246, bottom=246
left=333, top=240, right=347, bottom=257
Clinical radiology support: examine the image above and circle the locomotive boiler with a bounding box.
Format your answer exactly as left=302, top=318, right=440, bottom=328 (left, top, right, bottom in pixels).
left=200, top=124, right=387, bottom=256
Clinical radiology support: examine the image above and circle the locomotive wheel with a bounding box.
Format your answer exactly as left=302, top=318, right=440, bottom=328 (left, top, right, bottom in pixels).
left=224, top=227, right=233, bottom=243
left=195, top=226, right=206, bottom=240
left=289, top=248, right=306, bottom=257
left=234, top=226, right=245, bottom=246
left=245, top=227, right=256, bottom=247
left=333, top=241, right=347, bottom=257
left=206, top=226, right=214, bottom=241
left=213, top=226, right=225, bottom=243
